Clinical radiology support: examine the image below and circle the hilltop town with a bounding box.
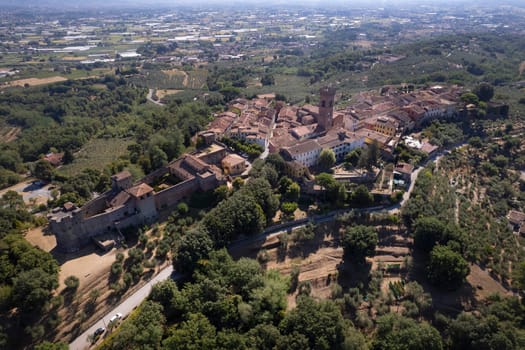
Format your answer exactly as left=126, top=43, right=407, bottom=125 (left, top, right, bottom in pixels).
left=1, top=2, right=525, bottom=349
left=49, top=83, right=463, bottom=252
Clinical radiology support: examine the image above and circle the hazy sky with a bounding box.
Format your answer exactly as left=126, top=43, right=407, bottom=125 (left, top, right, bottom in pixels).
left=1, top=0, right=522, bottom=8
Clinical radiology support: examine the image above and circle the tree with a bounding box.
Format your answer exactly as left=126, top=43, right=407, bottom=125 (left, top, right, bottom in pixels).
left=447, top=312, right=517, bottom=350
left=64, top=275, right=79, bottom=293
left=344, top=148, right=362, bottom=167
left=12, top=268, right=58, bottom=313
left=247, top=324, right=281, bottom=350
left=318, top=148, right=336, bottom=170
left=427, top=245, right=469, bottom=290
left=261, top=74, right=275, bottom=86
left=285, top=182, right=300, bottom=202
left=349, top=185, right=373, bottom=207
left=511, top=261, right=525, bottom=293
left=63, top=149, right=74, bottom=165
left=404, top=282, right=432, bottom=317
left=173, top=228, right=213, bottom=275
left=460, top=92, right=479, bottom=105
left=413, top=217, right=446, bottom=253
left=103, top=301, right=165, bottom=350
left=33, top=159, right=55, bottom=181
left=342, top=225, right=378, bottom=262
left=281, top=202, right=298, bottom=216
left=373, top=313, right=443, bottom=350
left=202, top=193, right=266, bottom=245
left=149, top=279, right=179, bottom=310
left=316, top=173, right=346, bottom=206
left=473, top=82, right=494, bottom=102
left=358, top=141, right=380, bottom=170
left=89, top=288, right=101, bottom=303
left=275, top=332, right=310, bottom=350
left=279, top=296, right=347, bottom=350
left=35, top=341, right=68, bottom=350
left=241, top=177, right=279, bottom=221
left=163, top=313, right=216, bottom=350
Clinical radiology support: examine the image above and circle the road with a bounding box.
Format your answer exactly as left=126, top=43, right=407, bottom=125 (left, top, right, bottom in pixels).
left=146, top=89, right=165, bottom=106
left=69, top=145, right=448, bottom=349
left=70, top=266, right=177, bottom=350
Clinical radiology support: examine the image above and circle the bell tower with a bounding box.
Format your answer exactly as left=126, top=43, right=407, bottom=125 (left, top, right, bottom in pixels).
left=318, top=87, right=336, bottom=131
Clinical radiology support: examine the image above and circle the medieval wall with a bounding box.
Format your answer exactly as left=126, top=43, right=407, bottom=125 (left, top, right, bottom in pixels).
left=81, top=194, right=111, bottom=218
left=154, top=178, right=199, bottom=209
left=138, top=166, right=169, bottom=185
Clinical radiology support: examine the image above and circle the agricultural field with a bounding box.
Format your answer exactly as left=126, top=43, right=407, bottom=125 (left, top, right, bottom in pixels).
left=129, top=68, right=207, bottom=90
left=0, top=125, right=21, bottom=143
left=58, top=138, right=134, bottom=177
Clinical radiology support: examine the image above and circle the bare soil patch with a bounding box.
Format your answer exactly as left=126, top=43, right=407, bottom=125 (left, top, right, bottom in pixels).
left=156, top=89, right=182, bottom=99
left=0, top=126, right=21, bottom=143
left=25, top=227, right=56, bottom=252
left=4, top=76, right=67, bottom=87
left=48, top=224, right=171, bottom=343
left=467, top=264, right=512, bottom=300
left=62, top=56, right=87, bottom=61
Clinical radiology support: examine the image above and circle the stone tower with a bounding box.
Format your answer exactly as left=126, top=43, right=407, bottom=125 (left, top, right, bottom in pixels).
left=318, top=86, right=336, bottom=131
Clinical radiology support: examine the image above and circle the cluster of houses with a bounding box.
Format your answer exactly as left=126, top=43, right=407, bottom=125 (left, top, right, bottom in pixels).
left=49, top=84, right=462, bottom=252
left=205, top=85, right=461, bottom=168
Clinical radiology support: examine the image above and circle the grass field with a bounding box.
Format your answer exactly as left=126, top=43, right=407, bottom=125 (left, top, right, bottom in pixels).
left=244, top=74, right=315, bottom=104
left=58, top=137, right=133, bottom=176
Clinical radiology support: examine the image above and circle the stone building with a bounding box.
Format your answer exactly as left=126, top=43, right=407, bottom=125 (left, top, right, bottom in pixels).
left=49, top=143, right=230, bottom=252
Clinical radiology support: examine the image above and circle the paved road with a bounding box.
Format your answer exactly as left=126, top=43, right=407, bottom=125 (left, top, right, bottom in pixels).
left=146, top=89, right=165, bottom=106
left=70, top=266, right=177, bottom=350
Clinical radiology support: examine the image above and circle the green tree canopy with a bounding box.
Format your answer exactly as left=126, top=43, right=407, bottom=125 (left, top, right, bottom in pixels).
left=349, top=185, right=374, bottom=207
left=427, top=245, right=469, bottom=290
left=102, top=301, right=165, bottom=350
left=279, top=296, right=347, bottom=350
left=318, top=148, right=336, bottom=171
left=173, top=228, right=213, bottom=275
left=373, top=313, right=443, bottom=350
left=473, top=82, right=494, bottom=102
left=343, top=225, right=378, bottom=262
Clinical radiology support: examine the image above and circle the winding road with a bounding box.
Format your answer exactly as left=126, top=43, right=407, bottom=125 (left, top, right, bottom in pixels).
left=146, top=89, right=165, bottom=106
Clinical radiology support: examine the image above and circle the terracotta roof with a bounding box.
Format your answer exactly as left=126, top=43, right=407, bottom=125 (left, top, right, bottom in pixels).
left=278, top=106, right=298, bottom=120
left=109, top=191, right=131, bottom=207
left=112, top=170, right=132, bottom=181
left=291, top=125, right=316, bottom=139
left=44, top=152, right=64, bottom=167
left=301, top=104, right=319, bottom=115
left=285, top=139, right=322, bottom=155
left=222, top=153, right=245, bottom=167
left=126, top=183, right=154, bottom=198
left=395, top=162, right=414, bottom=174
left=421, top=142, right=439, bottom=154
left=508, top=210, right=525, bottom=226
left=182, top=154, right=209, bottom=173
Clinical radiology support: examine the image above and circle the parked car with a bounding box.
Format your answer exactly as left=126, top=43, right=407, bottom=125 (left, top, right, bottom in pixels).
left=109, top=313, right=123, bottom=323
left=94, top=327, right=105, bottom=337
